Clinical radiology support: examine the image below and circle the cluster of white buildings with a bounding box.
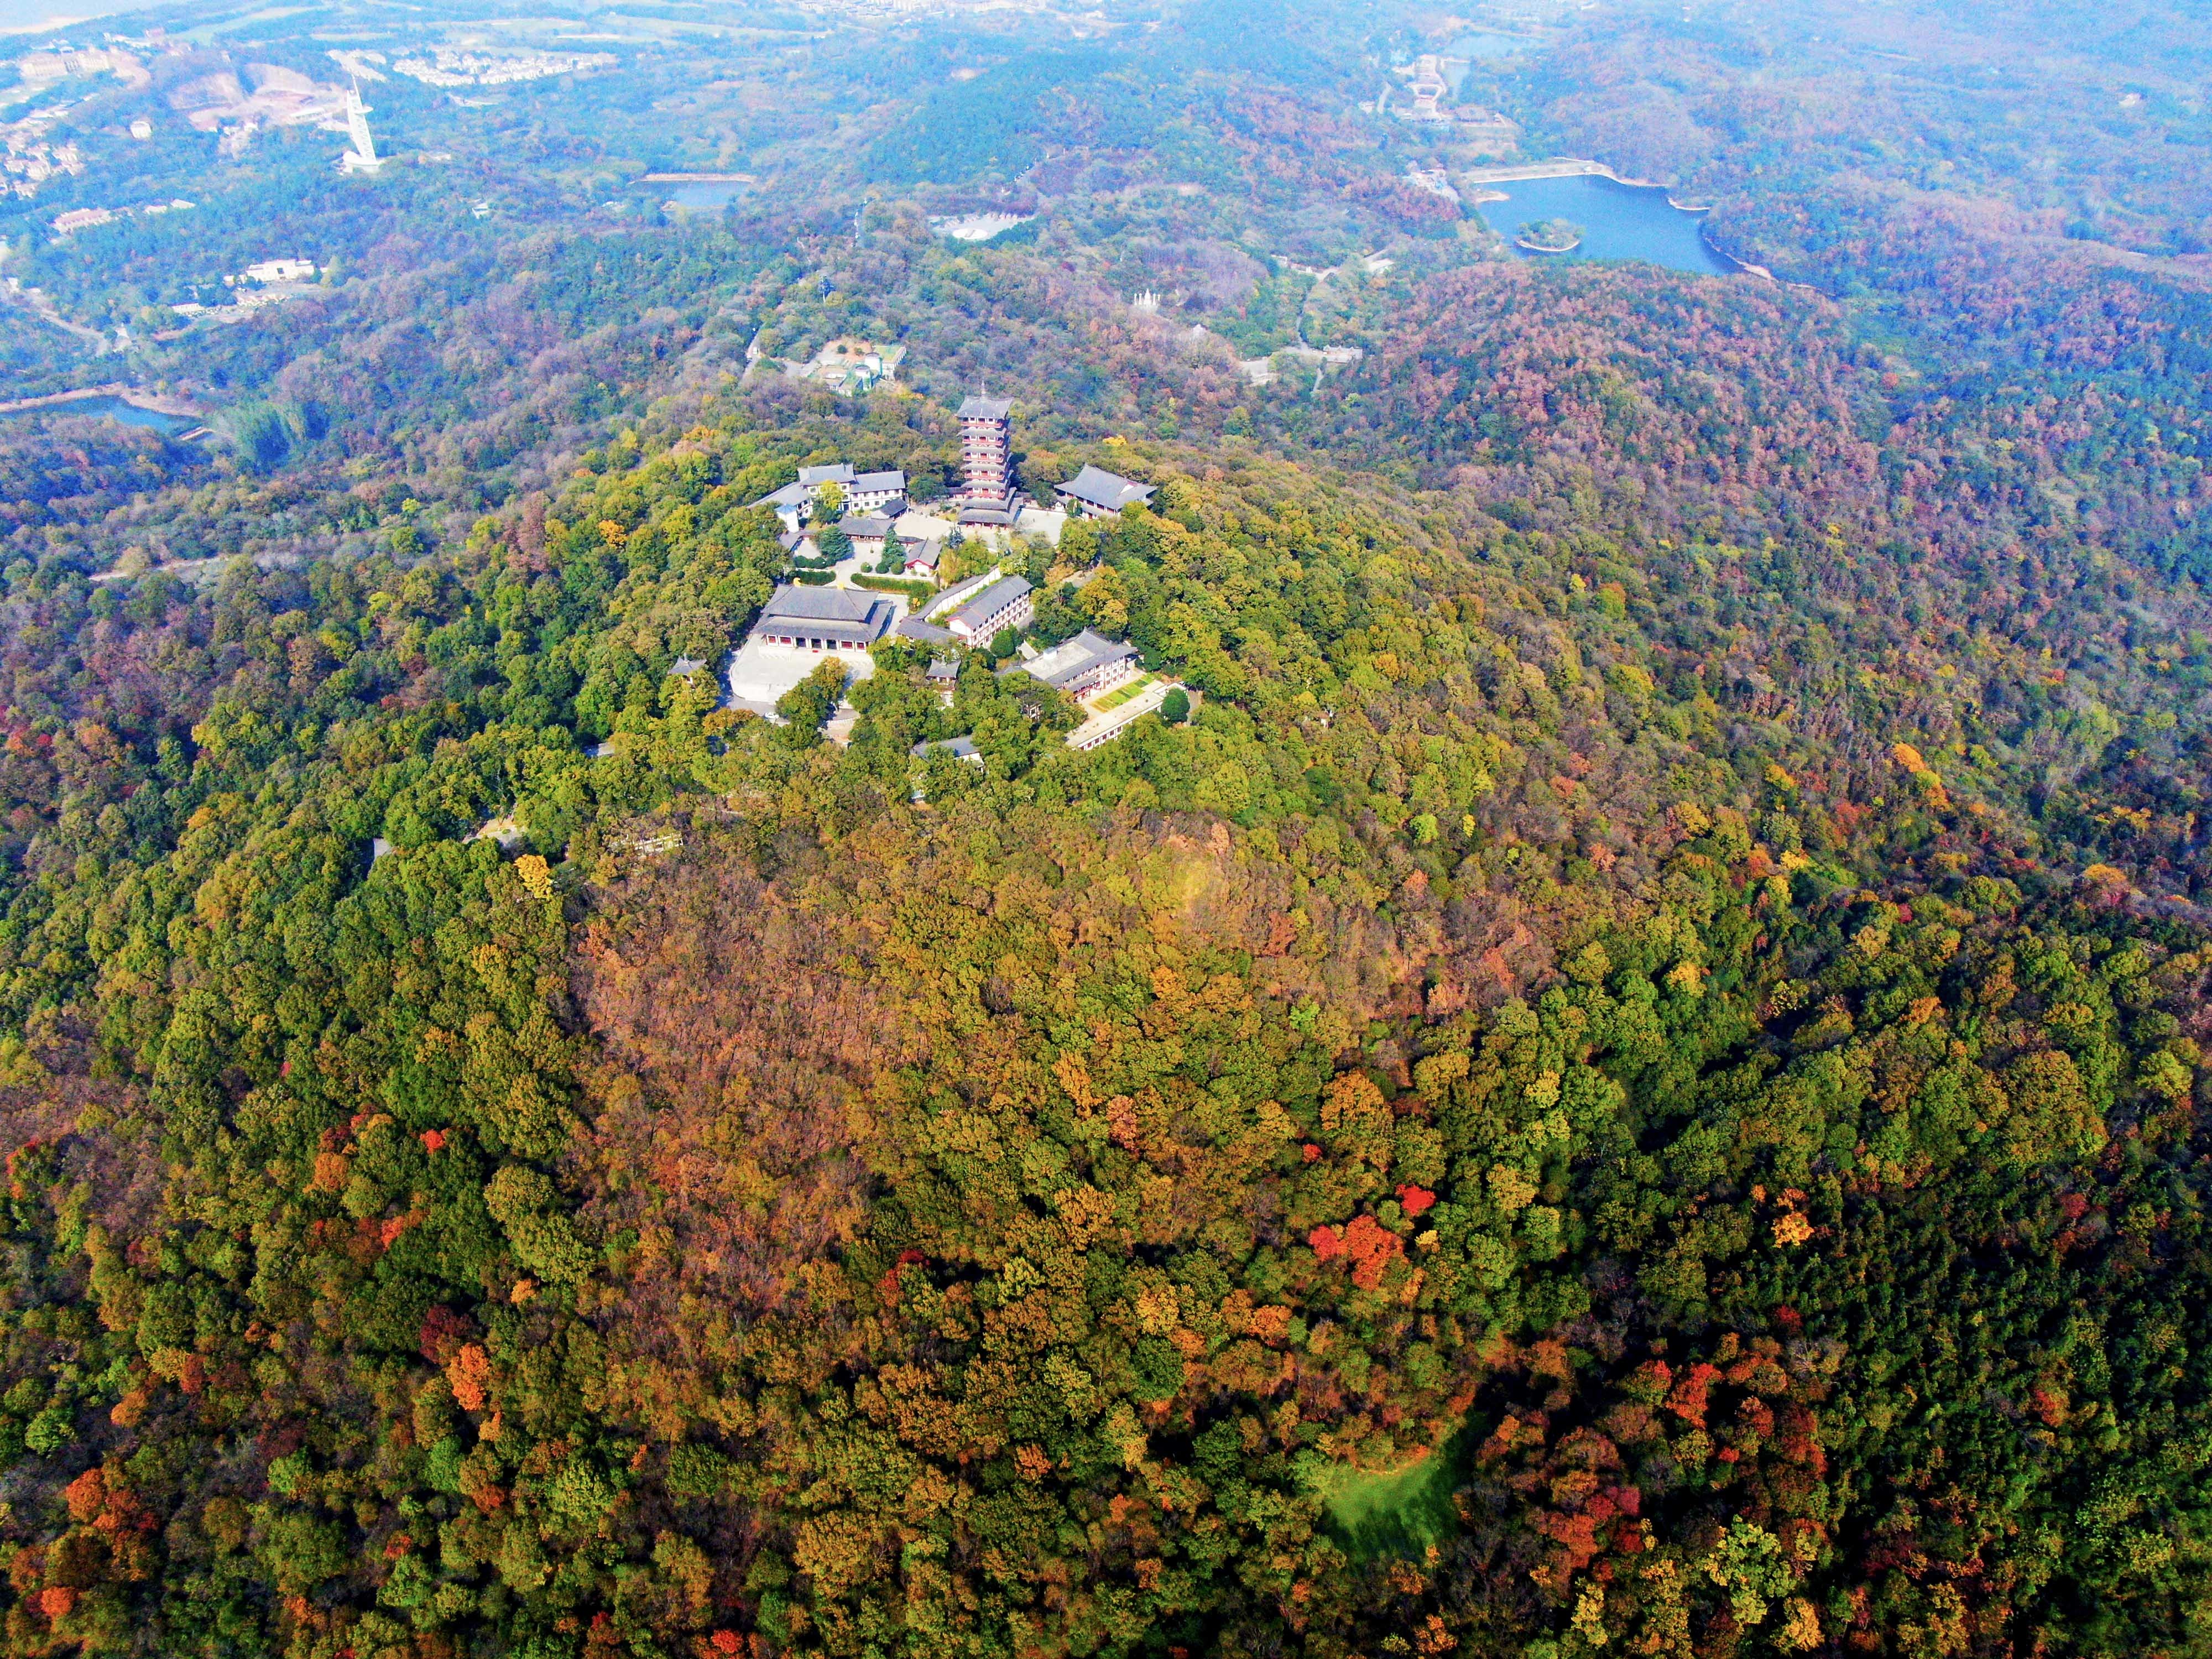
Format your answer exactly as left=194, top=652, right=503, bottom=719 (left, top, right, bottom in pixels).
left=782, top=338, right=906, bottom=397
left=800, top=0, right=1122, bottom=24
left=391, top=48, right=615, bottom=87
left=750, top=404, right=1159, bottom=580
left=752, top=568, right=1126, bottom=676
left=1378, top=52, right=1523, bottom=134
left=3, top=85, right=88, bottom=201
left=728, top=401, right=1183, bottom=754
left=4, top=39, right=185, bottom=197
left=49, top=197, right=194, bottom=238
left=3, top=130, right=81, bottom=199
left=752, top=395, right=1031, bottom=549
left=170, top=258, right=319, bottom=322
left=756, top=463, right=947, bottom=578
left=1404, top=165, right=1461, bottom=204
left=233, top=258, right=316, bottom=285
left=14, top=46, right=147, bottom=87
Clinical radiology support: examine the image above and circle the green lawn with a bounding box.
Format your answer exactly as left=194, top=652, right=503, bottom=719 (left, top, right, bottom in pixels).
left=1306, top=1414, right=1482, bottom=1561
left=1089, top=674, right=1156, bottom=713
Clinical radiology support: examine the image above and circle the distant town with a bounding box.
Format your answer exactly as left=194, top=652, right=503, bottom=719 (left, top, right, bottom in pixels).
left=341, top=46, right=618, bottom=88
left=1, top=23, right=594, bottom=224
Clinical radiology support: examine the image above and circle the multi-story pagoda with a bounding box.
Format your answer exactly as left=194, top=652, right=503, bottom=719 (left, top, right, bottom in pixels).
left=957, top=394, right=1016, bottom=513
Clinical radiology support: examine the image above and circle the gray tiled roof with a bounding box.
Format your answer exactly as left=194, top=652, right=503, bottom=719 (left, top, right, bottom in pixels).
left=759, top=585, right=890, bottom=625
left=922, top=571, right=994, bottom=620
left=958, top=395, right=1013, bottom=420
left=1060, top=464, right=1156, bottom=513
left=1020, top=628, right=1137, bottom=690
left=950, top=575, right=1031, bottom=632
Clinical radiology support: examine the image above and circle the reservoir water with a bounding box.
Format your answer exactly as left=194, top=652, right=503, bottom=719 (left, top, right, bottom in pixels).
left=1472, top=174, right=1738, bottom=276
left=661, top=181, right=749, bottom=211
left=0, top=395, right=195, bottom=434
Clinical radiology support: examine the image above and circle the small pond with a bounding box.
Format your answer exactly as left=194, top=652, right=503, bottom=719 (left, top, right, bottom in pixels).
left=0, top=395, right=196, bottom=434
left=661, top=181, right=750, bottom=211
left=1471, top=174, right=1738, bottom=276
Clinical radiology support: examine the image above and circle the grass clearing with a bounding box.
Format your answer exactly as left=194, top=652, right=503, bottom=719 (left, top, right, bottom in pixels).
left=1306, top=1416, right=1480, bottom=1561
left=1089, top=674, right=1156, bottom=713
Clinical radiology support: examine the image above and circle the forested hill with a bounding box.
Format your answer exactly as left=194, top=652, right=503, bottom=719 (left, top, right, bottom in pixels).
left=0, top=385, right=2201, bottom=1659
left=1, top=0, right=2211, bottom=1652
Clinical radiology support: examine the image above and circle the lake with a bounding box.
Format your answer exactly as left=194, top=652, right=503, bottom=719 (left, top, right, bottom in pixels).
left=1471, top=174, right=1738, bottom=276
left=0, top=395, right=196, bottom=434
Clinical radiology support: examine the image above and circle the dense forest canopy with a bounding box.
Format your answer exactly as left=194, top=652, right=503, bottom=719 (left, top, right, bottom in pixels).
left=0, top=1, right=2206, bottom=1657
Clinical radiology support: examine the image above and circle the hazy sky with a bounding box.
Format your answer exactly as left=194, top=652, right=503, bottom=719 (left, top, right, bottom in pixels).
left=0, top=0, right=159, bottom=33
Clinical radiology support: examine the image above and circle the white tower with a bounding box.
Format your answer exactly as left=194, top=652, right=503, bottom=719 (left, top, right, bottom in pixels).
left=340, top=82, right=383, bottom=174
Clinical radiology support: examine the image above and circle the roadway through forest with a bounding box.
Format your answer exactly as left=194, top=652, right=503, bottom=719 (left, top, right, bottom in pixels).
left=3, top=281, right=108, bottom=354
